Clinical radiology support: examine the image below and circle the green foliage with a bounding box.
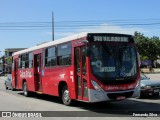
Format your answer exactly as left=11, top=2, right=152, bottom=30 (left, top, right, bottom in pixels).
left=7, top=56, right=12, bottom=64
left=134, top=31, right=160, bottom=67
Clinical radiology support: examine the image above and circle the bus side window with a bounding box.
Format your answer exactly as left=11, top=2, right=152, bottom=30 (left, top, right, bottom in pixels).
left=45, top=47, right=56, bottom=67
left=57, top=42, right=71, bottom=66
left=29, top=52, right=33, bottom=68
left=18, top=56, right=21, bottom=68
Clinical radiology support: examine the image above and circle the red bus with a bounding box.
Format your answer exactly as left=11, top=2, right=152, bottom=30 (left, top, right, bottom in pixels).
left=12, top=33, right=140, bottom=105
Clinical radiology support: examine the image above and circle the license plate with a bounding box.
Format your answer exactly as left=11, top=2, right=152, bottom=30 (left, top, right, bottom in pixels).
left=154, top=89, right=159, bottom=93
left=116, top=96, right=125, bottom=100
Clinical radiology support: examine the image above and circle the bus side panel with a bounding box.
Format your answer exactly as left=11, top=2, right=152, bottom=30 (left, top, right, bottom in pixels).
left=26, top=69, right=36, bottom=91
left=66, top=66, right=76, bottom=99
left=41, top=66, right=75, bottom=98
left=41, top=67, right=59, bottom=95
left=17, top=69, right=22, bottom=89
left=17, top=68, right=36, bottom=91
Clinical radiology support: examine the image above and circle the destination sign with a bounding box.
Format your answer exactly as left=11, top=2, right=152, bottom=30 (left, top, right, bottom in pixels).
left=93, top=36, right=129, bottom=42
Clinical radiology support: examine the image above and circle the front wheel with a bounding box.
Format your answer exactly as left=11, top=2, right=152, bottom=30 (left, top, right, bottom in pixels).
left=23, top=82, right=30, bottom=97
left=62, top=85, right=73, bottom=106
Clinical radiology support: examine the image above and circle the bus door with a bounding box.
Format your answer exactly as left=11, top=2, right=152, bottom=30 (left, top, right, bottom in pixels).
left=75, top=46, right=88, bottom=100
left=14, top=58, right=19, bottom=88
left=34, top=54, right=42, bottom=91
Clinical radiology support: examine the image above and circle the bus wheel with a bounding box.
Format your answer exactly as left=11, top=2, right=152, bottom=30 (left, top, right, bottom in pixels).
left=62, top=85, right=72, bottom=106
left=23, top=82, right=29, bottom=97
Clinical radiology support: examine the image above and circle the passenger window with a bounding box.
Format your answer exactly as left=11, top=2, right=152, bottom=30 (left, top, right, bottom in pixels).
left=57, top=42, right=71, bottom=66
left=45, top=46, right=56, bottom=67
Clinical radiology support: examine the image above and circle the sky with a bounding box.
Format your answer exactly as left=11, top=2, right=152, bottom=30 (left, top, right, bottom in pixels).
left=0, top=0, right=160, bottom=54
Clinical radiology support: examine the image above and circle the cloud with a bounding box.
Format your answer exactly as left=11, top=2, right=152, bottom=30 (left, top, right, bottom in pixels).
left=45, top=23, right=148, bottom=39
left=55, top=32, right=76, bottom=37
left=76, top=23, right=147, bottom=35
left=44, top=31, right=76, bottom=39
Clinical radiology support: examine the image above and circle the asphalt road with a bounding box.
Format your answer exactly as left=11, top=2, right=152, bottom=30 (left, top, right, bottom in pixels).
left=0, top=74, right=160, bottom=119
left=146, top=74, right=160, bottom=81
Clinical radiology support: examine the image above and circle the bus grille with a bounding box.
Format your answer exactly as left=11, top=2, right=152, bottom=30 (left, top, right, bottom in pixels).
left=107, top=91, right=134, bottom=99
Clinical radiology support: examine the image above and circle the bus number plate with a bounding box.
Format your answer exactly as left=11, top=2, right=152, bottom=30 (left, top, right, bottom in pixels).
left=116, top=96, right=125, bottom=100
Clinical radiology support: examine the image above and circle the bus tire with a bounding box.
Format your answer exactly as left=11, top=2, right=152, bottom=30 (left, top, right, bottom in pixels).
left=23, top=82, right=29, bottom=97
left=62, top=85, right=72, bottom=106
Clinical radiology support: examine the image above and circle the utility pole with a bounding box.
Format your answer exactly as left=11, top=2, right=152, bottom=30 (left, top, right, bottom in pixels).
left=52, top=12, right=54, bottom=41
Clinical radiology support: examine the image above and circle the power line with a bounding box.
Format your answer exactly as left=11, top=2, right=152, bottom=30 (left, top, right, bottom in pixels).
left=1, top=18, right=160, bottom=24
left=0, top=19, right=160, bottom=31
left=0, top=23, right=160, bottom=27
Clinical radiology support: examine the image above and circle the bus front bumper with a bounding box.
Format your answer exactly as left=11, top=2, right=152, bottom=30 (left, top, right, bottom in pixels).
left=88, top=86, right=140, bottom=103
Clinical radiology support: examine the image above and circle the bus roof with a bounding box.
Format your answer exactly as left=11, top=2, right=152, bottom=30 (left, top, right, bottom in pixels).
left=13, top=32, right=133, bottom=56
left=13, top=32, right=88, bottom=56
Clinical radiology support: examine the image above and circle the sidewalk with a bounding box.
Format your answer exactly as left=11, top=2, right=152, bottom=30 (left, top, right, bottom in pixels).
left=145, top=73, right=160, bottom=81
left=0, top=76, right=6, bottom=81
left=141, top=68, right=160, bottom=73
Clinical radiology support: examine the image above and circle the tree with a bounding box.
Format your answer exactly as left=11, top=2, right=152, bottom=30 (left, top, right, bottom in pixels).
left=134, top=31, right=160, bottom=68
left=134, top=31, right=149, bottom=60
left=7, top=56, right=12, bottom=64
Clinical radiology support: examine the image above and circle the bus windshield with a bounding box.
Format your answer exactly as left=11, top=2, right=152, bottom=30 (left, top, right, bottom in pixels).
left=89, top=43, right=137, bottom=81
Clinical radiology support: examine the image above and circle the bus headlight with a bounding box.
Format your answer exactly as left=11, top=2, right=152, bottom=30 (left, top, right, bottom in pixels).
left=91, top=80, right=104, bottom=92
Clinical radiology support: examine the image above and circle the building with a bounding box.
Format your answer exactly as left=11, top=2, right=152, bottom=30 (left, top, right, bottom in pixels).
left=1, top=48, right=26, bottom=74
